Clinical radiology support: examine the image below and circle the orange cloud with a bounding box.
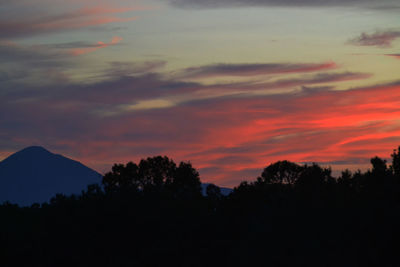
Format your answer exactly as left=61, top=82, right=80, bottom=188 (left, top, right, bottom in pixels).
left=1, top=54, right=399, bottom=188
left=70, top=36, right=123, bottom=56
left=78, top=5, right=156, bottom=16
left=386, top=54, right=400, bottom=59
left=35, top=16, right=138, bottom=32
left=0, top=4, right=144, bottom=38
left=44, top=82, right=398, bottom=187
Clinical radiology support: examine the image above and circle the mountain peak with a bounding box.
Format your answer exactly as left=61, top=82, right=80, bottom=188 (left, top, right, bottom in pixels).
left=20, top=146, right=50, bottom=152
left=1, top=146, right=56, bottom=165
left=15, top=146, right=52, bottom=155
left=0, top=146, right=101, bottom=206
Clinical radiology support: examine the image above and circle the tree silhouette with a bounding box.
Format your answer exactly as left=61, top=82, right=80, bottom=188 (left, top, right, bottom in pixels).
left=102, top=161, right=140, bottom=193
left=260, top=160, right=302, bottom=186
left=102, top=156, right=201, bottom=200
left=206, top=183, right=222, bottom=199
left=138, top=156, right=176, bottom=192
left=3, top=146, right=400, bottom=266
left=370, top=156, right=388, bottom=176
left=338, top=169, right=352, bottom=186
left=391, top=146, right=400, bottom=178
left=296, top=163, right=333, bottom=187
left=166, top=161, right=202, bottom=200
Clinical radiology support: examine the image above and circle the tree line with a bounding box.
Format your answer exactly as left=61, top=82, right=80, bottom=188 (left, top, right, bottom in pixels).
left=2, top=148, right=400, bottom=266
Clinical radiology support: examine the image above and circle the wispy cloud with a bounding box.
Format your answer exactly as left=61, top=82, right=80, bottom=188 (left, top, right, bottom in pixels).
left=0, top=52, right=395, bottom=186
left=162, top=0, right=399, bottom=9
left=0, top=57, right=381, bottom=184
left=0, top=40, right=71, bottom=64
left=0, top=4, right=150, bottom=39
left=0, top=40, right=74, bottom=84
left=1, top=57, right=371, bottom=117
left=104, top=61, right=167, bottom=77
left=385, top=54, right=400, bottom=59
left=348, top=30, right=400, bottom=48
left=175, top=62, right=336, bottom=79
left=178, top=81, right=400, bottom=184
left=4, top=79, right=400, bottom=186
left=0, top=2, right=152, bottom=86
left=69, top=36, right=123, bottom=56
left=86, top=69, right=371, bottom=116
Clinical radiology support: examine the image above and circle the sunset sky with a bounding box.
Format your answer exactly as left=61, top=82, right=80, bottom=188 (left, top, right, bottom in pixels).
left=1, top=0, right=400, bottom=187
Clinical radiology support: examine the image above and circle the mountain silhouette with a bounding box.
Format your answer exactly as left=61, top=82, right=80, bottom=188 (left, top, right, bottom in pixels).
left=0, top=146, right=102, bottom=206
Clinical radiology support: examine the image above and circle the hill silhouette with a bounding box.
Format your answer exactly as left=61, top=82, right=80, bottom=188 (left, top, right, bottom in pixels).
left=0, top=146, right=101, bottom=205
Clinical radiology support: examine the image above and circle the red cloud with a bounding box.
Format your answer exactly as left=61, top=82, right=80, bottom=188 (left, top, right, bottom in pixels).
left=1, top=55, right=398, bottom=188
left=40, top=82, right=400, bottom=187
left=386, top=54, right=400, bottom=59
left=70, top=36, right=123, bottom=56
left=0, top=5, right=146, bottom=38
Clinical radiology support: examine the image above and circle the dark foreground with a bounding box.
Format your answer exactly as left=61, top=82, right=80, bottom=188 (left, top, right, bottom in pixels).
left=2, top=148, right=400, bottom=266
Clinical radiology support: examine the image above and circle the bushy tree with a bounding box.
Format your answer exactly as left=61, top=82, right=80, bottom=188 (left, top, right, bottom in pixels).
left=296, top=163, right=333, bottom=187
left=370, top=156, right=388, bottom=176
left=102, top=162, right=140, bottom=193
left=166, top=161, right=202, bottom=200
left=260, top=160, right=302, bottom=186
left=102, top=156, right=201, bottom=199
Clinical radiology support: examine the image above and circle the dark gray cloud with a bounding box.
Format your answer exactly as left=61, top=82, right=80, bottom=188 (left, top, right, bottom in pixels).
left=0, top=73, right=198, bottom=108
left=0, top=41, right=75, bottom=85
left=63, top=71, right=371, bottom=111
left=0, top=56, right=398, bottom=186
left=300, top=158, right=370, bottom=165
left=0, top=59, right=369, bottom=145
left=67, top=62, right=364, bottom=110
left=0, top=42, right=165, bottom=87
left=104, top=61, right=167, bottom=77
left=0, top=41, right=71, bottom=66
left=67, top=73, right=198, bottom=104
left=348, top=30, right=400, bottom=48
left=164, top=0, right=398, bottom=9
left=0, top=11, right=81, bottom=38
left=200, top=71, right=371, bottom=93
left=40, top=41, right=111, bottom=49
left=176, top=62, right=336, bottom=78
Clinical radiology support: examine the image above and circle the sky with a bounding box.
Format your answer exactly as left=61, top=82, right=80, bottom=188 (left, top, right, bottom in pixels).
left=1, top=0, right=400, bottom=187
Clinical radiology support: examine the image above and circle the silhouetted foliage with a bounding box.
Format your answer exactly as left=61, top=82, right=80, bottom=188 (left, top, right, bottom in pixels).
left=391, top=146, right=400, bottom=178
left=102, top=156, right=201, bottom=200
left=3, top=147, right=400, bottom=266
left=206, top=183, right=222, bottom=199
left=261, top=160, right=302, bottom=185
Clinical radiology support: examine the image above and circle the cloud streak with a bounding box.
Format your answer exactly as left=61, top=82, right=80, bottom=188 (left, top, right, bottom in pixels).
left=0, top=40, right=75, bottom=85
left=4, top=80, right=399, bottom=186
left=386, top=54, right=400, bottom=59
left=163, top=0, right=399, bottom=9
left=0, top=56, right=387, bottom=186
left=69, top=36, right=123, bottom=56
left=348, top=30, right=400, bottom=48
left=175, top=62, right=336, bottom=78
left=0, top=4, right=145, bottom=38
